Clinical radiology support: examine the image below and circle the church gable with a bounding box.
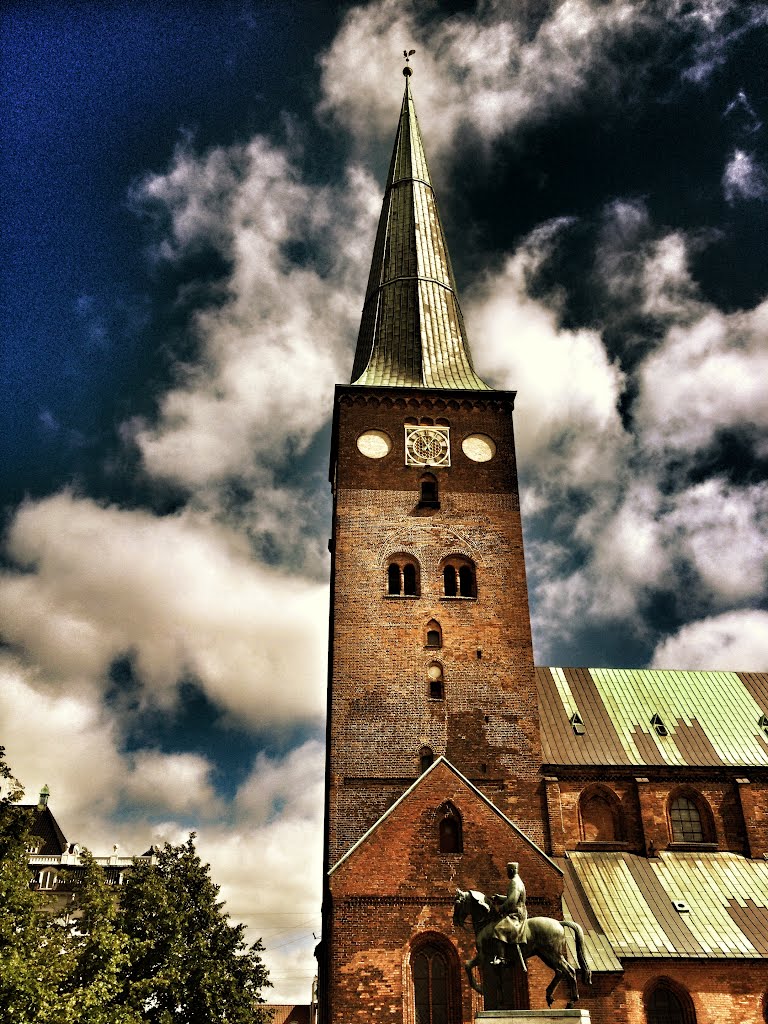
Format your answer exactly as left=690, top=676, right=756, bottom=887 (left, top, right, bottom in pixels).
left=330, top=758, right=561, bottom=906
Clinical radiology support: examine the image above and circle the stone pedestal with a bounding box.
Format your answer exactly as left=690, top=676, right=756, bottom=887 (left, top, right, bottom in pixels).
left=477, top=1011, right=590, bottom=1022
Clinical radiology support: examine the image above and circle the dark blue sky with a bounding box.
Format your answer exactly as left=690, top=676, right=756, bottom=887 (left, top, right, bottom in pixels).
left=2, top=0, right=767, bottom=1001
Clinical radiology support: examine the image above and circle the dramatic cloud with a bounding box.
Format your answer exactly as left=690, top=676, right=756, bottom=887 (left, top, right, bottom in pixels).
left=131, top=139, right=376, bottom=498
left=0, top=669, right=323, bottom=1002
left=0, top=492, right=328, bottom=727
left=723, top=149, right=768, bottom=203
left=467, top=219, right=628, bottom=492
left=651, top=610, right=768, bottom=670
left=319, top=0, right=764, bottom=162
left=636, top=299, right=768, bottom=454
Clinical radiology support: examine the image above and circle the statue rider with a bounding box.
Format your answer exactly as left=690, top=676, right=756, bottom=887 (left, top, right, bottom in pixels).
left=491, top=861, right=527, bottom=972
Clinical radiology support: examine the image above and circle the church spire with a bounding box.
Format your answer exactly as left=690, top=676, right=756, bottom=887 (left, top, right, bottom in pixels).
left=350, top=65, right=490, bottom=390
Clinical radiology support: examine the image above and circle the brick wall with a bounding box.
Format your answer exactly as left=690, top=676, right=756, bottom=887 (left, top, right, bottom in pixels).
left=326, top=387, right=543, bottom=869
left=328, top=761, right=563, bottom=1023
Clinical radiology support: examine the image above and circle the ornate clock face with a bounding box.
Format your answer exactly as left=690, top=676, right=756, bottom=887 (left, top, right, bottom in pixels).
left=405, top=425, right=450, bottom=467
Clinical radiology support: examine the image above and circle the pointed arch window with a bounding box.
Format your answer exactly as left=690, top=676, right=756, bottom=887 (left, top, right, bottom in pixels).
left=667, top=787, right=715, bottom=846
left=420, top=746, right=434, bottom=773
left=425, top=620, right=442, bottom=648
left=411, top=938, right=461, bottom=1024
left=438, top=803, right=462, bottom=854
left=645, top=978, right=697, bottom=1024
left=579, top=785, right=624, bottom=844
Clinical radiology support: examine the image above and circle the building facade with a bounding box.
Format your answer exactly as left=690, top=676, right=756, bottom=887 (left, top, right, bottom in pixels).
left=319, top=68, right=768, bottom=1024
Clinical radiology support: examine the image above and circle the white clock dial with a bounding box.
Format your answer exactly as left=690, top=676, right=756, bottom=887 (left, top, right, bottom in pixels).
left=405, top=425, right=450, bottom=467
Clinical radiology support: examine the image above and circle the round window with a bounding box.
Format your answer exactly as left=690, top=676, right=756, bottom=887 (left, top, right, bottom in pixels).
left=462, top=433, right=496, bottom=462
left=356, top=430, right=392, bottom=459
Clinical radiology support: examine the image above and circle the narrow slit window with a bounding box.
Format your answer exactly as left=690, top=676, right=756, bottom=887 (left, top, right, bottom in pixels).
left=403, top=563, right=417, bottom=595
left=458, top=565, right=475, bottom=597
left=443, top=566, right=457, bottom=597
left=388, top=563, right=401, bottom=595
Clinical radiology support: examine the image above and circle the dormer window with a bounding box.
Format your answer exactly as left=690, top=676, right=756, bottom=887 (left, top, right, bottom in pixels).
left=570, top=712, right=586, bottom=736
left=651, top=714, right=668, bottom=737
left=759, top=714, right=768, bottom=739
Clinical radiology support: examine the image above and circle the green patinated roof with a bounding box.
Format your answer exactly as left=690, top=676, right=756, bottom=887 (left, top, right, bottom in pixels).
left=537, top=668, right=768, bottom=768
left=351, top=73, right=490, bottom=391
left=562, top=851, right=768, bottom=961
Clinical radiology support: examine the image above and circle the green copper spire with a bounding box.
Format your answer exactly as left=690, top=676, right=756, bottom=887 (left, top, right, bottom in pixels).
left=351, top=68, right=490, bottom=390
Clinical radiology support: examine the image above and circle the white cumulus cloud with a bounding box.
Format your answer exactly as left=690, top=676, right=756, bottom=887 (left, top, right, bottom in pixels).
left=651, top=609, right=768, bottom=669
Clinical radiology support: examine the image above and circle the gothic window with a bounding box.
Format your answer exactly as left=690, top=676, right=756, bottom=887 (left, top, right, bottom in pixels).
left=425, top=620, right=442, bottom=648
left=412, top=944, right=455, bottom=1024
left=428, top=662, right=444, bottom=699
left=579, top=786, right=624, bottom=843
left=668, top=791, right=713, bottom=844
left=441, top=557, right=476, bottom=598
left=438, top=803, right=462, bottom=853
left=386, top=556, right=420, bottom=597
left=420, top=746, right=434, bottom=773
left=644, top=978, right=696, bottom=1024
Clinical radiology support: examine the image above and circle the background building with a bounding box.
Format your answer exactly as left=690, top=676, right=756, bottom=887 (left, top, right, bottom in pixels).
left=319, top=68, right=768, bottom=1024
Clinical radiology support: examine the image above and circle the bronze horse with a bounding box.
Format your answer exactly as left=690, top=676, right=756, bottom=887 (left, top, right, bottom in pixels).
left=453, top=888, right=591, bottom=1009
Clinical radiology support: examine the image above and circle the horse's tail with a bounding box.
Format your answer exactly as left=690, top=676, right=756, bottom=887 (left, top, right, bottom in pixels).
left=561, top=921, right=592, bottom=985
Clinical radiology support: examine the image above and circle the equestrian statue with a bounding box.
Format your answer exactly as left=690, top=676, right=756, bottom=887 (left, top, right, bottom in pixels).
left=452, top=862, right=591, bottom=1009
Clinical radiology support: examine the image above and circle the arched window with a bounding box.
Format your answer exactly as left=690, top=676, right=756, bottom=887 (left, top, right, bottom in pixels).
left=403, top=563, right=417, bottom=595
left=420, top=746, right=434, bottom=773
left=411, top=938, right=460, bottom=1024
left=443, top=565, right=457, bottom=597
left=388, top=562, right=401, bottom=595
left=668, top=790, right=714, bottom=845
left=645, top=978, right=696, bottom=1024
left=425, top=620, right=442, bottom=648
left=386, top=556, right=420, bottom=597
left=420, top=473, right=439, bottom=508
left=428, top=662, right=444, bottom=699
left=442, top=557, right=476, bottom=598
left=458, top=565, right=474, bottom=597
left=438, top=803, right=462, bottom=854
left=579, top=786, right=624, bottom=843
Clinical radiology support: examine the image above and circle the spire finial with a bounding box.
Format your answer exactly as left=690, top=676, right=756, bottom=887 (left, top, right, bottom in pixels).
left=403, top=48, right=415, bottom=77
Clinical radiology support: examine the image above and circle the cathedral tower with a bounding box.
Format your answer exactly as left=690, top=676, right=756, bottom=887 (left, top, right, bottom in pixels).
left=320, top=67, right=561, bottom=1023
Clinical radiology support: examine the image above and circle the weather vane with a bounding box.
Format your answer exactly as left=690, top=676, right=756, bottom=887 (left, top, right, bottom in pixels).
left=403, top=48, right=415, bottom=77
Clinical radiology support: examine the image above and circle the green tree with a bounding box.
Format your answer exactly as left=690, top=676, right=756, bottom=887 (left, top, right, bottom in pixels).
left=117, top=834, right=272, bottom=1023
left=0, top=753, right=271, bottom=1023
left=0, top=745, right=60, bottom=1024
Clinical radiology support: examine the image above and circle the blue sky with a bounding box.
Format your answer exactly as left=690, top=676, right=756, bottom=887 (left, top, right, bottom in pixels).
left=3, top=0, right=768, bottom=1002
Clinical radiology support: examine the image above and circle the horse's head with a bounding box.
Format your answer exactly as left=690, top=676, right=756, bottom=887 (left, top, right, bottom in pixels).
left=453, top=888, right=493, bottom=933
left=453, top=889, right=470, bottom=928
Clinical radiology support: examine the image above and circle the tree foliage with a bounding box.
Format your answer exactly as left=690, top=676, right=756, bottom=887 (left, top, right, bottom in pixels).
left=0, top=751, right=271, bottom=1024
